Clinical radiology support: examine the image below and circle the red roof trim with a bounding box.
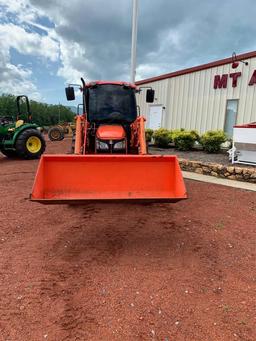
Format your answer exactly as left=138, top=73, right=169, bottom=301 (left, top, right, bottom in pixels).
left=136, top=51, right=256, bottom=85
left=86, top=81, right=137, bottom=89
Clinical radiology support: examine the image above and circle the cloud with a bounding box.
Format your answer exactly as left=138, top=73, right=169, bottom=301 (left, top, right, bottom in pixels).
left=0, top=2, right=59, bottom=99
left=0, top=23, right=59, bottom=62
left=1, top=0, right=256, bottom=102
left=29, top=0, right=256, bottom=84
left=0, top=48, right=41, bottom=99
left=29, top=0, right=133, bottom=82
left=0, top=0, right=44, bottom=24
left=57, top=39, right=90, bottom=84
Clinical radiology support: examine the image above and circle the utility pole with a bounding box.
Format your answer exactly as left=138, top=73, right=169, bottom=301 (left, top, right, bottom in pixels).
left=130, top=0, right=139, bottom=83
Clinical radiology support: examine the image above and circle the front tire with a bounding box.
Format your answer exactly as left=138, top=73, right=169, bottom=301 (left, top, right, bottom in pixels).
left=48, top=127, right=65, bottom=141
left=15, top=129, right=46, bottom=159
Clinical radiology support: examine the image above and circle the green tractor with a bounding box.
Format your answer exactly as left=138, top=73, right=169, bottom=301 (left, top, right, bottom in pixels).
left=0, top=95, right=46, bottom=159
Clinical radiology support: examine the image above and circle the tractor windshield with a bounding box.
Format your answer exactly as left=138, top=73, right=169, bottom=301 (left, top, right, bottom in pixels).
left=87, top=84, right=137, bottom=123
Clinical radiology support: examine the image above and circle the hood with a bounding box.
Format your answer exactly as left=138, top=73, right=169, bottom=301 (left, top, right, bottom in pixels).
left=96, top=125, right=126, bottom=140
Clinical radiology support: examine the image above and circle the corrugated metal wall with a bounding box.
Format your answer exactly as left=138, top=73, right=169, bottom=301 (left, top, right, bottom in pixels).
left=136, top=56, right=256, bottom=133
left=136, top=79, right=168, bottom=128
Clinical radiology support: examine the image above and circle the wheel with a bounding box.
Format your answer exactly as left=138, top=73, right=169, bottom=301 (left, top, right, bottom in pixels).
left=48, top=127, right=64, bottom=141
left=15, top=129, right=46, bottom=159
left=0, top=148, right=17, bottom=158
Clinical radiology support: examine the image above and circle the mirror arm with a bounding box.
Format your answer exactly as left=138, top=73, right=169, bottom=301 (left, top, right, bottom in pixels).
left=81, top=78, right=86, bottom=89
left=68, top=83, right=82, bottom=91
left=138, top=86, right=153, bottom=93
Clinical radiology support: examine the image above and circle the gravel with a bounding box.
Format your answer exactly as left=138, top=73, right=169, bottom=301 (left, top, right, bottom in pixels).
left=149, top=146, right=256, bottom=169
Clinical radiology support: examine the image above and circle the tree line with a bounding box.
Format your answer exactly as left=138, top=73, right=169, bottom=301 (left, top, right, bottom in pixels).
left=0, top=94, right=74, bottom=126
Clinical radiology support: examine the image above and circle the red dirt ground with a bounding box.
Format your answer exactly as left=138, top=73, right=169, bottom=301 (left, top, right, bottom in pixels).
left=0, top=139, right=255, bottom=341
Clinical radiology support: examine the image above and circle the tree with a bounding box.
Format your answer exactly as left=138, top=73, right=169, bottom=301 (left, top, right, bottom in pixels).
left=0, top=94, right=74, bottom=126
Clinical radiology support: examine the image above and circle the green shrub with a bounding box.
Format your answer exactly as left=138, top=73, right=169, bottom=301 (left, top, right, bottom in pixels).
left=172, top=130, right=199, bottom=151
left=190, top=130, right=200, bottom=141
left=169, top=129, right=182, bottom=140
left=145, top=128, right=154, bottom=142
left=153, top=128, right=172, bottom=148
left=200, top=130, right=227, bottom=153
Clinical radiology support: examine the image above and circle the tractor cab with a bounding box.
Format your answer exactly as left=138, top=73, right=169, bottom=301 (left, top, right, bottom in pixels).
left=65, top=81, right=154, bottom=153
left=86, top=83, right=137, bottom=124
left=87, top=83, right=137, bottom=153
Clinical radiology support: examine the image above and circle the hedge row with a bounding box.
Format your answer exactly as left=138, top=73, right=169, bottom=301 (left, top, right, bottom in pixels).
left=145, top=128, right=227, bottom=153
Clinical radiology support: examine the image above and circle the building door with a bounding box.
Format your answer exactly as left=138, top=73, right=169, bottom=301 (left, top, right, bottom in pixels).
left=148, top=105, right=163, bottom=130
left=224, top=100, right=238, bottom=137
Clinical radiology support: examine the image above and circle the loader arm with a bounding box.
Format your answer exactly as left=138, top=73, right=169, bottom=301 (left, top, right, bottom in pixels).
left=130, top=116, right=147, bottom=154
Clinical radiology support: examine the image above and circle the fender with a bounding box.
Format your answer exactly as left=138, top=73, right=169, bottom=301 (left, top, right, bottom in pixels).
left=4, top=124, right=39, bottom=147
left=13, top=123, right=39, bottom=142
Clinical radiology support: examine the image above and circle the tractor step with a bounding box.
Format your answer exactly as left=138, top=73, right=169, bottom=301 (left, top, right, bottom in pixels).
left=31, top=154, right=187, bottom=203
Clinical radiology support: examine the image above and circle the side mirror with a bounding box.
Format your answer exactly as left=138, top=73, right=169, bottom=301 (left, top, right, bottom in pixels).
left=65, top=87, right=75, bottom=101
left=146, top=89, right=155, bottom=103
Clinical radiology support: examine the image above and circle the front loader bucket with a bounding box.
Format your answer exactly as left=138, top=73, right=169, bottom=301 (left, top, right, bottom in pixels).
left=31, top=155, right=187, bottom=203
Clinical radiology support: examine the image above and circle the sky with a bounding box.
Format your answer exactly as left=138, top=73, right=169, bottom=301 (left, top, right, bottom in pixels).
left=0, top=0, right=256, bottom=105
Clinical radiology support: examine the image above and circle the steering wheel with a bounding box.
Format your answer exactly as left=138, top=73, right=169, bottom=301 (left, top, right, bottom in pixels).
left=109, top=111, right=122, bottom=119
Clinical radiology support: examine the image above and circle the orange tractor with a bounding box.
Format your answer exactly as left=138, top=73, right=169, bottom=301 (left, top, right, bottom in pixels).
left=31, top=79, right=187, bottom=203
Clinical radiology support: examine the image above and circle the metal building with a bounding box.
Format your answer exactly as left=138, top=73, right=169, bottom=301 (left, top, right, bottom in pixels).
left=136, top=51, right=256, bottom=136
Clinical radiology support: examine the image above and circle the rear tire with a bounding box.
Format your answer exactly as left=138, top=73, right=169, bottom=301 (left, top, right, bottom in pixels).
left=48, top=127, right=65, bottom=141
left=15, top=129, right=46, bottom=159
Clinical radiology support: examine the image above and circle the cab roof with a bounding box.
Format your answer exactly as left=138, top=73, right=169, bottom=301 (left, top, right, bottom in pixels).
left=85, top=81, right=138, bottom=90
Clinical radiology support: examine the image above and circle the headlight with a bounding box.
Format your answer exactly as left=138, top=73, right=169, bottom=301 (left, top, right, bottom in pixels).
left=114, top=140, right=126, bottom=149
left=96, top=140, right=109, bottom=150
